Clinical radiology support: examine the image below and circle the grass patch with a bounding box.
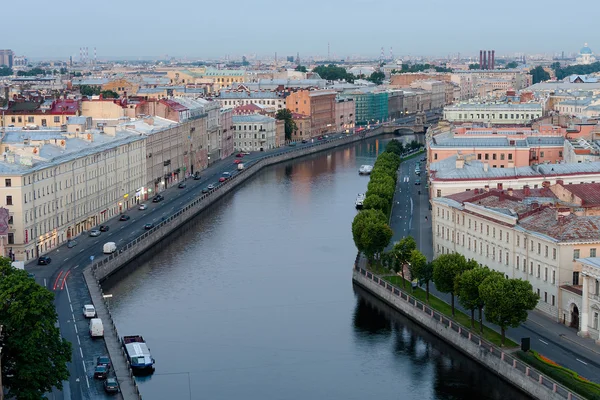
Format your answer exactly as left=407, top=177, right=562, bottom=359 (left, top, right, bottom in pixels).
left=383, top=275, right=517, bottom=348
left=366, top=264, right=395, bottom=276
left=516, top=350, right=600, bottom=400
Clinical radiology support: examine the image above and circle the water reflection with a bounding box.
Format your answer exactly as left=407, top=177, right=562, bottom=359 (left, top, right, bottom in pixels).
left=353, top=284, right=531, bottom=400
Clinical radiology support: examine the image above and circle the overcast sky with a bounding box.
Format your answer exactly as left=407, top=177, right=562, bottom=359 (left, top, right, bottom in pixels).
left=6, top=0, right=593, bottom=60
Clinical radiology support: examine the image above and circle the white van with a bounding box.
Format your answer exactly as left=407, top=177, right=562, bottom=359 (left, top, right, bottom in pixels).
left=103, top=242, right=117, bottom=254
left=89, top=318, right=104, bottom=338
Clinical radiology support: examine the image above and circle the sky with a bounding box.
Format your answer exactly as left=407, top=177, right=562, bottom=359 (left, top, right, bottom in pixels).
left=4, top=0, right=595, bottom=60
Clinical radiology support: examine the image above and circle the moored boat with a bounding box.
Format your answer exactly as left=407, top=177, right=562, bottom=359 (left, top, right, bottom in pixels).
left=359, top=165, right=373, bottom=175
left=122, top=335, right=155, bottom=375
left=356, top=193, right=366, bottom=209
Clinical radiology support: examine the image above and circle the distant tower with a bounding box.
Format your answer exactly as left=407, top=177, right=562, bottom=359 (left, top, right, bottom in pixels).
left=275, top=52, right=277, bottom=65
left=79, top=47, right=83, bottom=63
left=296, top=52, right=300, bottom=64
left=380, top=46, right=384, bottom=65
left=389, top=47, right=393, bottom=61
left=94, top=47, right=97, bottom=65
left=328, top=42, right=330, bottom=60
left=85, top=47, right=89, bottom=64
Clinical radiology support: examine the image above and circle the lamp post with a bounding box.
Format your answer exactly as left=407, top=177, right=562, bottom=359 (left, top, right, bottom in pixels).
left=102, top=294, right=113, bottom=311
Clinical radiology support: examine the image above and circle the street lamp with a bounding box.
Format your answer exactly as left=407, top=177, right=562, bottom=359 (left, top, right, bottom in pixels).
left=103, top=294, right=113, bottom=311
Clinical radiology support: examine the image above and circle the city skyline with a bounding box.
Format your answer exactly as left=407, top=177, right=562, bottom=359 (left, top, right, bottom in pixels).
left=5, top=0, right=597, bottom=59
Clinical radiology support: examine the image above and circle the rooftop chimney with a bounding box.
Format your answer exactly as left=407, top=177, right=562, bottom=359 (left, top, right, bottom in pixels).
left=556, top=179, right=564, bottom=186
left=484, top=185, right=490, bottom=192
left=523, top=185, right=531, bottom=196
left=456, top=158, right=465, bottom=169
left=497, top=183, right=503, bottom=190
left=507, top=188, right=513, bottom=196
left=483, top=162, right=489, bottom=172
left=474, top=188, right=480, bottom=194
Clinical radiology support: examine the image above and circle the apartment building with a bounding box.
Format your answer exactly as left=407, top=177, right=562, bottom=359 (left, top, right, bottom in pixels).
left=443, top=102, right=543, bottom=125
left=571, top=258, right=600, bottom=341
left=217, top=88, right=285, bottom=112
left=1, top=99, right=79, bottom=128
left=334, top=98, right=355, bottom=133
left=432, top=182, right=600, bottom=323
left=285, top=89, right=337, bottom=135
left=451, top=69, right=532, bottom=100
left=232, top=115, right=277, bottom=152
left=0, top=127, right=146, bottom=261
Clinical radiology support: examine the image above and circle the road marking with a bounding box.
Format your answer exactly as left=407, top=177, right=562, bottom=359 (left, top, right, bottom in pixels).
left=576, top=358, right=588, bottom=365
left=53, top=270, right=64, bottom=291
left=44, top=278, right=47, bottom=287
left=79, top=347, right=83, bottom=358
left=63, top=258, right=69, bottom=262
left=85, top=376, right=90, bottom=388
left=82, top=360, right=87, bottom=373
left=120, top=226, right=125, bottom=230
left=74, top=324, right=78, bottom=334
left=77, top=336, right=80, bottom=345
left=70, top=304, right=73, bottom=313
left=94, top=241, right=99, bottom=245
left=71, top=314, right=75, bottom=321
left=539, top=339, right=548, bottom=345
left=78, top=249, right=84, bottom=253
left=73, top=265, right=79, bottom=269
left=61, top=271, right=71, bottom=291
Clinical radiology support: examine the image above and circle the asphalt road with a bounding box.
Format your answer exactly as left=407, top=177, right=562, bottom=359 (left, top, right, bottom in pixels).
left=389, top=156, right=600, bottom=383
left=24, top=113, right=428, bottom=400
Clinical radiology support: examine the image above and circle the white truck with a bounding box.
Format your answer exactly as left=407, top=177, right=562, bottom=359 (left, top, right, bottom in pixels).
left=103, top=242, right=117, bottom=254
left=237, top=163, right=245, bottom=171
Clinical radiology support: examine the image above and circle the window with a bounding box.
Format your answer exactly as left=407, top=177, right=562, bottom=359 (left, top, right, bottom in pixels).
left=499, top=230, right=503, bottom=241
left=434, top=153, right=438, bottom=160
left=594, top=312, right=599, bottom=330
left=573, top=271, right=580, bottom=285
left=544, top=292, right=548, bottom=303
left=552, top=248, right=556, bottom=260
left=552, top=295, right=556, bottom=307
left=5, top=195, right=12, bottom=205
left=591, top=248, right=597, bottom=258
left=493, top=154, right=497, bottom=160
left=545, top=246, right=548, bottom=257
left=574, top=249, right=580, bottom=260
left=523, top=258, right=526, bottom=272
left=530, top=262, right=533, bottom=275
left=517, top=236, right=520, bottom=247
left=508, top=154, right=513, bottom=160
left=552, top=270, right=556, bottom=285
left=477, top=154, right=482, bottom=160
left=28, top=116, right=34, bottom=123
left=4, top=178, right=10, bottom=187
left=517, top=256, right=520, bottom=268
left=596, top=279, right=600, bottom=295
left=54, top=116, right=60, bottom=123
left=537, top=264, right=540, bottom=278
left=537, top=243, right=541, bottom=254
left=544, top=267, right=548, bottom=281
left=8, top=233, right=14, bottom=244
left=485, top=154, right=489, bottom=160
left=500, top=154, right=505, bottom=160
left=540, top=151, right=545, bottom=158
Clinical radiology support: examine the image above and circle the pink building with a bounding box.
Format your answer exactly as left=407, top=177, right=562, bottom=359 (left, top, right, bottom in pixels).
left=219, top=108, right=234, bottom=159
left=334, top=98, right=355, bottom=133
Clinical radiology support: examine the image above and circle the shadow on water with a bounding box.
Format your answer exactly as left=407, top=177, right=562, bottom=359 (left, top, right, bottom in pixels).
left=352, top=283, right=532, bottom=400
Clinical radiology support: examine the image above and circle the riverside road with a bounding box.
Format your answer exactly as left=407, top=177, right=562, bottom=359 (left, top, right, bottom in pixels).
left=100, top=135, right=527, bottom=400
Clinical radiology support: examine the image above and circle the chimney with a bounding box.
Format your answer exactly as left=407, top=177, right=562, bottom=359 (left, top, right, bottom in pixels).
left=556, top=179, right=564, bottom=186
left=523, top=185, right=531, bottom=196
left=491, top=50, right=495, bottom=69
left=488, top=51, right=492, bottom=70
left=479, top=50, right=483, bottom=69
left=497, top=183, right=503, bottom=190
left=557, top=215, right=566, bottom=225
left=474, top=188, right=480, bottom=194
left=508, top=188, right=513, bottom=196
left=483, top=51, right=487, bottom=70
left=484, top=185, right=490, bottom=192
left=542, top=180, right=550, bottom=188
left=483, top=162, right=489, bottom=172
left=456, top=158, right=465, bottom=169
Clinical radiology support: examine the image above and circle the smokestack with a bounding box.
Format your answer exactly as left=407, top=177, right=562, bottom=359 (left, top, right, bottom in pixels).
left=488, top=51, right=492, bottom=70
left=491, top=50, right=495, bottom=70
left=479, top=50, right=483, bottom=69
left=483, top=51, right=487, bottom=70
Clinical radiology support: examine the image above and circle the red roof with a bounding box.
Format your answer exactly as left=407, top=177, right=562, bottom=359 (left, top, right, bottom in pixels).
left=49, top=99, right=79, bottom=114
left=555, top=183, right=600, bottom=207
left=159, top=99, right=188, bottom=112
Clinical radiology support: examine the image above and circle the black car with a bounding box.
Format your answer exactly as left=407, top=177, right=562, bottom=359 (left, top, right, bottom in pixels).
left=178, top=182, right=186, bottom=189
left=193, top=173, right=201, bottom=180
left=104, top=378, right=119, bottom=393
left=99, top=225, right=110, bottom=232
left=37, top=256, right=51, bottom=265
left=301, top=139, right=308, bottom=143
left=144, top=223, right=154, bottom=230
left=94, top=364, right=109, bottom=379
left=152, top=195, right=164, bottom=203
left=119, top=215, right=130, bottom=221
left=202, top=187, right=210, bottom=194
left=97, top=355, right=111, bottom=369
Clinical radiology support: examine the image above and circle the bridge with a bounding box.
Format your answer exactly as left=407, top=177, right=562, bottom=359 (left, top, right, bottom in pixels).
left=382, top=112, right=441, bottom=135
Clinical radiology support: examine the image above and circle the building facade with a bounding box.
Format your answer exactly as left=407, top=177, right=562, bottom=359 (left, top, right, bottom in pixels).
left=232, top=115, right=277, bottom=152
left=1, top=99, right=79, bottom=128
left=339, top=89, right=389, bottom=126
left=443, top=103, right=543, bottom=125
left=285, top=89, right=337, bottom=136
left=334, top=98, right=355, bottom=133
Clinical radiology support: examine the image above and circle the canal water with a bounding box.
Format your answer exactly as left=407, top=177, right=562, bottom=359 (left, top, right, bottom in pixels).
left=104, top=135, right=529, bottom=400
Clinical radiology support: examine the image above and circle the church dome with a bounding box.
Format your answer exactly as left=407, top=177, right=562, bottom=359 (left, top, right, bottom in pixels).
left=580, top=43, right=593, bottom=55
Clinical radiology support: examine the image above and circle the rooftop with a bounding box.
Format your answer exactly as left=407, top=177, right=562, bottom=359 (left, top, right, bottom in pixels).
left=431, top=136, right=565, bottom=148
left=232, top=114, right=275, bottom=123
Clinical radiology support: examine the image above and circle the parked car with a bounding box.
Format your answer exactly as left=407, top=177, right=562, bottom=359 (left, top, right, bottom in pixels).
left=301, top=139, right=308, bottom=143
left=234, top=159, right=243, bottom=164
left=89, top=229, right=101, bottom=237
left=242, top=151, right=250, bottom=155
left=119, top=214, right=130, bottom=221
left=97, top=355, right=111, bottom=369
left=415, top=178, right=421, bottom=185
left=138, top=204, right=147, bottom=210
left=207, top=184, right=215, bottom=190
left=104, top=378, right=120, bottom=394
left=83, top=305, right=96, bottom=318
left=193, top=173, right=201, bottom=180
left=236, top=153, right=244, bottom=158
left=202, top=187, right=210, bottom=194
left=222, top=172, right=231, bottom=179
left=178, top=182, right=186, bottom=189
left=144, top=223, right=154, bottom=230
left=67, top=240, right=78, bottom=248
left=37, top=256, right=51, bottom=265
left=99, top=225, right=110, bottom=232
left=152, top=195, right=164, bottom=203
left=94, top=364, right=109, bottom=379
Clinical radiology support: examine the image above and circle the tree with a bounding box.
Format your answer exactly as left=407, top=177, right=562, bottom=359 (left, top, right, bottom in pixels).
left=455, top=266, right=494, bottom=331
left=362, top=194, right=391, bottom=217
left=392, top=236, right=416, bottom=288
left=385, top=139, right=404, bottom=157
left=468, top=63, right=480, bottom=70
left=275, top=108, right=297, bottom=141
left=361, top=222, right=393, bottom=262
left=100, top=90, right=119, bottom=99
left=529, top=66, right=550, bottom=84
left=408, top=249, right=427, bottom=293
left=80, top=85, right=101, bottom=96
left=366, top=181, right=395, bottom=203
left=479, top=275, right=539, bottom=346
left=295, top=65, right=307, bottom=73
left=352, top=209, right=387, bottom=254
left=312, top=64, right=355, bottom=82
left=0, top=65, right=13, bottom=76
left=432, top=253, right=474, bottom=317
left=505, top=61, right=519, bottom=69
left=0, top=257, right=72, bottom=398
left=368, top=71, right=385, bottom=85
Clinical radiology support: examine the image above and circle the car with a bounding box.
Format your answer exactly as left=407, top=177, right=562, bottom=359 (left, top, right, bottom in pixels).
left=104, top=378, right=120, bottom=394
left=83, top=305, right=96, bottom=318
left=202, top=187, right=210, bottom=193
left=28, top=273, right=35, bottom=279
left=37, top=256, right=51, bottom=265
left=119, top=215, right=130, bottom=221
left=207, top=184, right=215, bottom=190
left=152, top=195, right=164, bottom=203
left=222, top=172, right=231, bottom=179
left=219, top=177, right=226, bottom=182
left=236, top=153, right=244, bottom=158
left=94, top=364, right=109, bottom=379
left=178, top=182, right=186, bottom=189
left=242, top=151, right=250, bottom=155
left=89, top=229, right=101, bottom=237
left=99, top=225, right=110, bottom=232
left=415, top=179, right=421, bottom=185
left=317, top=136, right=324, bottom=140
left=420, top=157, right=426, bottom=162
left=193, top=173, right=201, bottom=180
left=67, top=240, right=78, bottom=248
left=144, top=223, right=154, bottom=230
left=97, top=355, right=111, bottom=369
left=301, top=139, right=308, bottom=143
left=138, top=204, right=147, bottom=210
left=234, top=159, right=243, bottom=164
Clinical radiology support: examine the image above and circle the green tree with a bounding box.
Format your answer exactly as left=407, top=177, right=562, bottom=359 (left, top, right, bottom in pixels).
left=408, top=249, right=427, bottom=293
left=368, top=71, right=385, bottom=85
left=479, top=274, right=539, bottom=346
left=100, top=90, right=119, bottom=99
left=312, top=64, right=355, bottom=82
left=295, top=65, right=307, bottom=73
left=275, top=108, right=297, bottom=141
left=432, top=253, right=474, bottom=317
left=505, top=61, right=519, bottom=69
left=352, top=209, right=387, bottom=254
left=455, top=266, right=494, bottom=331
left=80, top=85, right=101, bottom=96
left=0, top=65, right=13, bottom=76
left=366, top=181, right=394, bottom=203
left=529, top=66, right=550, bottom=84
left=392, top=236, right=416, bottom=289
left=362, top=194, right=391, bottom=217
left=385, top=139, right=404, bottom=156
left=0, top=257, right=72, bottom=398
left=468, top=63, right=480, bottom=70
left=361, top=221, right=393, bottom=262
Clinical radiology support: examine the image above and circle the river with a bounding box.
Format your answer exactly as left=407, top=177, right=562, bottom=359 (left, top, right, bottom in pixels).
left=104, top=134, right=529, bottom=400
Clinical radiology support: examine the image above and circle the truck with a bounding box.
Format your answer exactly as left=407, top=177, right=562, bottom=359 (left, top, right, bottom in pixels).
left=103, top=242, right=117, bottom=254
left=237, top=163, right=245, bottom=171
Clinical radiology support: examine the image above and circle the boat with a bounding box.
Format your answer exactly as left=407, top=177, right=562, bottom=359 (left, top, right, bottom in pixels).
left=356, top=193, right=366, bottom=209
left=122, top=335, right=155, bottom=374
left=359, top=165, right=373, bottom=175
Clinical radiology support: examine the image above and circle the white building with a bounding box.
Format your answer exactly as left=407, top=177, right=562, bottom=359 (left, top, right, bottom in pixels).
left=570, top=258, right=600, bottom=342
left=217, top=87, right=285, bottom=112
left=0, top=127, right=146, bottom=261
left=232, top=115, right=277, bottom=152
left=575, top=44, right=597, bottom=65
left=443, top=102, right=543, bottom=125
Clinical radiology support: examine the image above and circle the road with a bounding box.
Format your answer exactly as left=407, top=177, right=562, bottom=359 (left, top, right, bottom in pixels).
left=389, top=156, right=600, bottom=383
left=25, top=113, right=427, bottom=400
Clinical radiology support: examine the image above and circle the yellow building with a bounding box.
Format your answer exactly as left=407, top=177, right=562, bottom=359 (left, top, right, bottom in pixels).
left=166, top=68, right=246, bottom=93
left=101, top=78, right=140, bottom=96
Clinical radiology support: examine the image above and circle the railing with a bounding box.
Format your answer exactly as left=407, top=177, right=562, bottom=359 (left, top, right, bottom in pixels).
left=353, top=261, right=579, bottom=400
left=90, top=129, right=383, bottom=279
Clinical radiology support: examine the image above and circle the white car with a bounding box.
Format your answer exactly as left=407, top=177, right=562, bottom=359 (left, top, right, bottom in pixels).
left=89, top=229, right=101, bottom=237
left=139, top=204, right=147, bottom=210
left=83, top=304, right=96, bottom=318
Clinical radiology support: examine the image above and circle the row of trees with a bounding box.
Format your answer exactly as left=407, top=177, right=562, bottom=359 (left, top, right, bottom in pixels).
left=392, top=64, right=452, bottom=74
left=79, top=85, right=119, bottom=99
left=529, top=66, right=551, bottom=84
left=0, top=257, right=72, bottom=398
left=551, top=61, right=600, bottom=80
